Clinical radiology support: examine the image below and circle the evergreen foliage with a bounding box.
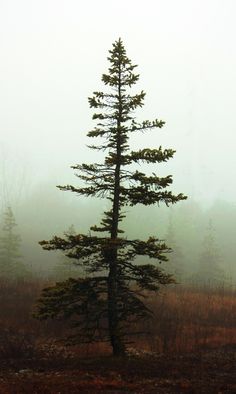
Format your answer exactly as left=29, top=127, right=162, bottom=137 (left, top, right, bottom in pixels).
left=165, top=214, right=185, bottom=282
left=52, top=225, right=81, bottom=280
left=193, top=220, right=224, bottom=287
left=35, top=39, right=187, bottom=356
left=0, top=206, right=27, bottom=279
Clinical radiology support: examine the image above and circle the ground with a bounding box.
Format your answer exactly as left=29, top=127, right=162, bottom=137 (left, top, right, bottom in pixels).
left=0, top=346, right=235, bottom=393
left=0, top=281, right=236, bottom=393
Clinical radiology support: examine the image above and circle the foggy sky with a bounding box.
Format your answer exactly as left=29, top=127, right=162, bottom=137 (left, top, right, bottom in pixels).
left=1, top=0, right=236, bottom=208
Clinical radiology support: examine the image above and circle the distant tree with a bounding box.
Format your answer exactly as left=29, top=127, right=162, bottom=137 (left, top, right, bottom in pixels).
left=52, top=225, right=81, bottom=280
left=165, top=213, right=185, bottom=282
left=193, top=220, right=224, bottom=287
left=0, top=206, right=27, bottom=279
left=35, top=39, right=187, bottom=356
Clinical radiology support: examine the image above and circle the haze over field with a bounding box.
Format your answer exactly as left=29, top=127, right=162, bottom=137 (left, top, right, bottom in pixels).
left=0, top=0, right=235, bottom=279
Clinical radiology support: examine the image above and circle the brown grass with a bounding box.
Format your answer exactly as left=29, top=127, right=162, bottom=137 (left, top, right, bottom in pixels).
left=0, top=278, right=235, bottom=359
left=144, top=285, right=236, bottom=353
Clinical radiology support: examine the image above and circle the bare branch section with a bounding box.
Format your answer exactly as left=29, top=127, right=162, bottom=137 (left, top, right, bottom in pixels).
left=35, top=39, right=187, bottom=357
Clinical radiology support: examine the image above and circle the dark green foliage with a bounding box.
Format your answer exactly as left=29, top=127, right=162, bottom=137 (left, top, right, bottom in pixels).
left=35, top=39, right=187, bottom=356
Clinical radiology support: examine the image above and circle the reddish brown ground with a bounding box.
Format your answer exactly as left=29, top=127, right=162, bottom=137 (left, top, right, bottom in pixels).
left=0, top=347, right=235, bottom=393
left=0, top=280, right=235, bottom=393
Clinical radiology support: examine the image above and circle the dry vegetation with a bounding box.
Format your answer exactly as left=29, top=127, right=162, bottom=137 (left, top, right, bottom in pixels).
left=0, top=278, right=235, bottom=393
left=145, top=286, right=236, bottom=353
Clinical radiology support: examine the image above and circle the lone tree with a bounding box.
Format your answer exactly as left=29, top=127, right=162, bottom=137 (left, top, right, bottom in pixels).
left=35, top=39, right=187, bottom=356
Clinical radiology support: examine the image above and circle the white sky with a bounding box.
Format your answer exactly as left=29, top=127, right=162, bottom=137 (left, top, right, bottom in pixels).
left=0, top=0, right=236, bottom=206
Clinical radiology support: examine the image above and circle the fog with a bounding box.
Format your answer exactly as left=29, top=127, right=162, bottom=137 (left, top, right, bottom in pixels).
left=0, top=1, right=236, bottom=279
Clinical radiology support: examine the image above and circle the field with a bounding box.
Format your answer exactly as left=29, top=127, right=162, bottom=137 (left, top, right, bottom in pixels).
left=0, top=279, right=235, bottom=393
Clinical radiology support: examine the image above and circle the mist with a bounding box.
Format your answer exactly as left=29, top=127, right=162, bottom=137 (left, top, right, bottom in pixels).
left=1, top=2, right=236, bottom=388
left=0, top=0, right=236, bottom=281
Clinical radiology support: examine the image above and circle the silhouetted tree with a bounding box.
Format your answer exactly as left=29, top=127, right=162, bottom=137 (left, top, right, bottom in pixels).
left=52, top=225, right=81, bottom=280
left=35, top=39, right=187, bottom=356
left=0, top=206, right=27, bottom=279
left=165, top=213, right=185, bottom=282
left=193, top=220, right=224, bottom=287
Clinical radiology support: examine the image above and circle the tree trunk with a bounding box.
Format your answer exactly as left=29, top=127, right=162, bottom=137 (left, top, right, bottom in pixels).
left=107, top=58, right=126, bottom=356
left=108, top=259, right=126, bottom=356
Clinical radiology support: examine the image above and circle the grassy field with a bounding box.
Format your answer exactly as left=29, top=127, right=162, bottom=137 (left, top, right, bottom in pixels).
left=0, top=279, right=235, bottom=393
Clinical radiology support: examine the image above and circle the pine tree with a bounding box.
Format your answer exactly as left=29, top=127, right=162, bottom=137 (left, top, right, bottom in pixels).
left=0, top=206, right=26, bottom=279
left=35, top=39, right=187, bottom=356
left=194, top=220, right=224, bottom=287
left=52, top=225, right=81, bottom=280
left=165, top=213, right=185, bottom=283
